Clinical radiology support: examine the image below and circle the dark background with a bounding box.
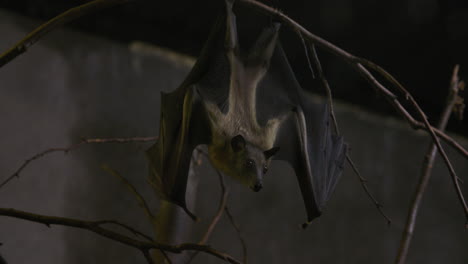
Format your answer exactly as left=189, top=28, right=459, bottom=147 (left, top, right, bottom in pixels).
left=0, top=2, right=467, bottom=263
left=0, top=0, right=467, bottom=135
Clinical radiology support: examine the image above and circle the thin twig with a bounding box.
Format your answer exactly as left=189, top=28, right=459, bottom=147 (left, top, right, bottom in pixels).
left=94, top=220, right=154, bottom=242
left=225, top=206, right=248, bottom=264
left=0, top=0, right=132, bottom=68
left=357, top=58, right=468, bottom=221
left=0, top=208, right=241, bottom=264
left=142, top=249, right=154, bottom=264
left=347, top=156, right=392, bottom=224
left=307, top=44, right=338, bottom=133
left=306, top=43, right=392, bottom=225
left=160, top=249, right=173, bottom=264
left=238, top=0, right=468, bottom=225
left=395, top=65, right=464, bottom=264
left=0, top=136, right=157, bottom=190
left=200, top=171, right=229, bottom=244
left=194, top=149, right=248, bottom=263
left=187, top=170, right=230, bottom=263
left=101, top=165, right=156, bottom=222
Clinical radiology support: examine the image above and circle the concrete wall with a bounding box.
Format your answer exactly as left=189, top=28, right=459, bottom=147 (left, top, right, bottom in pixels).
left=0, top=9, right=467, bottom=264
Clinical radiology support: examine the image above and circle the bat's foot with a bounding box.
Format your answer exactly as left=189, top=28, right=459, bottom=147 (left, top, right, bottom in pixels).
left=301, top=221, right=312, bottom=229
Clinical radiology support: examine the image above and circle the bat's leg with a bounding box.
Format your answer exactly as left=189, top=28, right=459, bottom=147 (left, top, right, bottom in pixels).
left=247, top=23, right=281, bottom=70
left=224, top=0, right=239, bottom=51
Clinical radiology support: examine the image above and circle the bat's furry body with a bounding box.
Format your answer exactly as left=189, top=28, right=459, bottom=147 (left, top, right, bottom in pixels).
left=147, top=0, right=347, bottom=225
left=205, top=22, right=284, bottom=189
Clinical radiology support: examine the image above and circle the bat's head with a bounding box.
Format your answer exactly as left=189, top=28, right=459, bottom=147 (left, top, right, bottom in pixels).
left=210, top=134, right=280, bottom=192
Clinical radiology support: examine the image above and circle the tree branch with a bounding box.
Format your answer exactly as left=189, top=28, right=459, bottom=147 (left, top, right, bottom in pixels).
left=395, top=65, right=465, bottom=264
left=0, top=0, right=132, bottom=68
left=187, top=170, right=230, bottom=263
left=101, top=165, right=156, bottom=222
left=200, top=171, right=230, bottom=244
left=0, top=208, right=241, bottom=264
left=306, top=42, right=392, bottom=225
left=0, top=136, right=157, bottom=190
left=93, top=219, right=154, bottom=242
left=192, top=152, right=248, bottom=263
left=238, top=0, right=468, bottom=225
left=225, top=206, right=248, bottom=264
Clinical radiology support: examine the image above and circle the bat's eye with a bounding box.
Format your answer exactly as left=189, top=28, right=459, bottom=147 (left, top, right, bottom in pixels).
left=246, top=159, right=255, bottom=169
left=263, top=165, right=268, bottom=174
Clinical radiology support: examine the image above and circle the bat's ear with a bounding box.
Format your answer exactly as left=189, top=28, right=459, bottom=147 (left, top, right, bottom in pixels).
left=231, top=135, right=246, bottom=152
left=264, top=146, right=280, bottom=159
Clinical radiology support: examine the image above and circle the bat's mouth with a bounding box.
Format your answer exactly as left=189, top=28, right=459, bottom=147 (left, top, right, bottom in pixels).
left=251, top=183, right=263, bottom=192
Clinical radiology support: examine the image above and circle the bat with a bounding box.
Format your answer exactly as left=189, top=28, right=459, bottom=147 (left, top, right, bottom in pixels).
left=146, top=0, right=347, bottom=226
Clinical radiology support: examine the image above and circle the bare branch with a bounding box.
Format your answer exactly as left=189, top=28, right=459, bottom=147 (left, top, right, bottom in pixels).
left=0, top=208, right=241, bottom=264
left=225, top=207, right=248, bottom=264
left=346, top=156, right=392, bottom=225
left=101, top=165, right=156, bottom=222
left=142, top=249, right=154, bottom=264
left=0, top=0, right=132, bottom=68
left=357, top=59, right=468, bottom=221
left=94, top=220, right=154, bottom=242
left=0, top=136, right=157, bottom=190
left=160, top=249, right=173, bottom=264
left=305, top=43, right=392, bottom=225
left=200, top=171, right=229, bottom=244
left=395, top=65, right=464, bottom=264
left=188, top=168, right=230, bottom=263
left=238, top=0, right=468, bottom=225
left=193, top=149, right=248, bottom=263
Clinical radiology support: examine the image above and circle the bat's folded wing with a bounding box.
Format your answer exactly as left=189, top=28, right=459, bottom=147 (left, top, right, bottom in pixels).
left=257, top=43, right=347, bottom=224
left=146, top=85, right=211, bottom=219
left=146, top=15, right=229, bottom=219
left=275, top=102, right=347, bottom=224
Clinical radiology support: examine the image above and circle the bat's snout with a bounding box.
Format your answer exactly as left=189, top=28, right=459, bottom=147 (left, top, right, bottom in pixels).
left=252, top=182, right=263, bottom=192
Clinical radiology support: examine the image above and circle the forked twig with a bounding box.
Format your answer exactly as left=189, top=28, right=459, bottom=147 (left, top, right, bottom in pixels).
left=189, top=150, right=247, bottom=264
left=225, top=207, right=248, bottom=264
left=0, top=0, right=132, bottom=68
left=304, top=42, right=391, bottom=224
left=395, top=65, right=464, bottom=264
left=93, top=220, right=154, bottom=242
left=239, top=0, right=468, bottom=225
left=101, top=165, right=155, bottom=222
left=187, top=166, right=231, bottom=263
left=0, top=208, right=241, bottom=264
left=0, top=136, right=157, bottom=190
left=200, top=171, right=230, bottom=244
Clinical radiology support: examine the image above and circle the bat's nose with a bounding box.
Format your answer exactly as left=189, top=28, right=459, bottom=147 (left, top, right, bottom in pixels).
left=252, top=182, right=263, bottom=192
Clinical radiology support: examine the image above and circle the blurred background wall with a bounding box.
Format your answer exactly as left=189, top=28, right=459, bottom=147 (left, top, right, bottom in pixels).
left=1, top=0, right=467, bottom=135
left=0, top=6, right=467, bottom=264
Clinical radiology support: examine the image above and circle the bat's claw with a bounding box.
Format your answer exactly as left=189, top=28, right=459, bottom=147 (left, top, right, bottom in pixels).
left=183, top=206, right=200, bottom=222
left=301, top=221, right=312, bottom=229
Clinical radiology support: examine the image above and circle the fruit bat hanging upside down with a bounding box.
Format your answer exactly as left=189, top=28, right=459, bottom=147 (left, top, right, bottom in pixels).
left=146, top=0, right=347, bottom=227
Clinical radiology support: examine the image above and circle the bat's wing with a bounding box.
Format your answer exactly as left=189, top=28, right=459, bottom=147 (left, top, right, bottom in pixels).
left=146, top=13, right=231, bottom=219
left=258, top=43, right=347, bottom=225
left=276, top=102, right=347, bottom=225
left=146, top=87, right=209, bottom=219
